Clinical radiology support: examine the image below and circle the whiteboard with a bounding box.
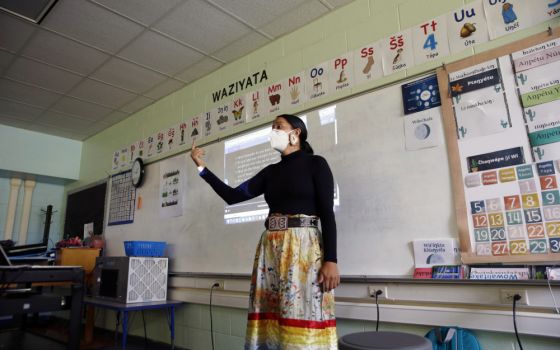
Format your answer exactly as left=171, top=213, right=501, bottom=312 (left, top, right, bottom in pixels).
left=104, top=75, right=457, bottom=276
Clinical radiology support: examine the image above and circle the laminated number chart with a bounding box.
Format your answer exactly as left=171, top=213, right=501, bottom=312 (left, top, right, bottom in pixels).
left=437, top=28, right=560, bottom=263
left=108, top=170, right=136, bottom=225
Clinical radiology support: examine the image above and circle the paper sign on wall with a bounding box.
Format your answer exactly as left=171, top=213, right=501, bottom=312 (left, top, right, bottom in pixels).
left=412, top=15, right=450, bottom=65
left=156, top=130, right=165, bottom=154
left=165, top=125, right=177, bottom=152
left=129, top=142, right=137, bottom=163
left=265, top=81, right=285, bottom=115
left=231, top=96, right=246, bottom=127
left=328, top=53, right=354, bottom=93
left=190, top=114, right=202, bottom=141
left=483, top=0, right=533, bottom=40
left=245, top=89, right=265, bottom=122
left=447, top=0, right=490, bottom=53
left=159, top=155, right=186, bottom=219
left=306, top=61, right=329, bottom=100
left=119, top=147, right=128, bottom=168
left=284, top=72, right=306, bottom=108
left=381, top=29, right=415, bottom=75
left=404, top=108, right=444, bottom=151
left=137, top=139, right=145, bottom=159
left=512, top=38, right=560, bottom=72
left=353, top=41, right=383, bottom=85
left=401, top=74, right=441, bottom=115
left=213, top=103, right=232, bottom=132
left=112, top=150, right=120, bottom=170
left=146, top=134, right=155, bottom=158
left=532, top=0, right=560, bottom=24
left=178, top=122, right=188, bottom=146
left=454, top=88, right=511, bottom=140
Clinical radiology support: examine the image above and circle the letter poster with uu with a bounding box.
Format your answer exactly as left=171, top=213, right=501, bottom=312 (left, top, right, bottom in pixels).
left=450, top=50, right=560, bottom=257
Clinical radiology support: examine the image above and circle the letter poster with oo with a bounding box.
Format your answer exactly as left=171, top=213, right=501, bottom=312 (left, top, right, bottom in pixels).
left=447, top=42, right=560, bottom=258
left=305, top=61, right=329, bottom=101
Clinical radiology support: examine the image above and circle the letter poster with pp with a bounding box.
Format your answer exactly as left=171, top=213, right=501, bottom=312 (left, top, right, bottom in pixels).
left=438, top=29, right=560, bottom=262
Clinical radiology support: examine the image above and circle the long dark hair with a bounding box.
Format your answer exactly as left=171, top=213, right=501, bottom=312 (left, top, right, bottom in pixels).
left=278, top=114, right=314, bottom=154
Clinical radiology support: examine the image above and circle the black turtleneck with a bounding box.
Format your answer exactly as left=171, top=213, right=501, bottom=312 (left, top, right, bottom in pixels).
left=199, top=150, right=337, bottom=262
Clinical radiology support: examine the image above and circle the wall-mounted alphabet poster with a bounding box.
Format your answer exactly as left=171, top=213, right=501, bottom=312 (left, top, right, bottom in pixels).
left=328, top=53, right=354, bottom=93
left=483, top=0, right=533, bottom=40
left=412, top=15, right=450, bottom=65
left=305, top=61, right=329, bottom=101
left=353, top=41, right=383, bottom=85
left=284, top=72, right=306, bottom=108
left=381, top=29, right=415, bottom=75
left=447, top=0, right=490, bottom=53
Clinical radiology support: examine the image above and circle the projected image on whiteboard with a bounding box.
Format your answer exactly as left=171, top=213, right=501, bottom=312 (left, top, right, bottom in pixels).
left=223, top=109, right=340, bottom=224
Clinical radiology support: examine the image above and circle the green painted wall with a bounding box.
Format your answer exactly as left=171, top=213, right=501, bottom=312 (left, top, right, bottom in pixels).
left=72, top=0, right=560, bottom=192
left=78, top=0, right=560, bottom=348
left=0, top=124, right=81, bottom=180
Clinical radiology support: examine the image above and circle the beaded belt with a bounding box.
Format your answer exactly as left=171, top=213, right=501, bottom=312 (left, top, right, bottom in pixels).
left=265, top=215, right=319, bottom=231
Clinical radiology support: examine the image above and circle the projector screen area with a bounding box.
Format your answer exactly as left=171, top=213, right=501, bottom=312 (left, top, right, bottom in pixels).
left=104, top=77, right=457, bottom=276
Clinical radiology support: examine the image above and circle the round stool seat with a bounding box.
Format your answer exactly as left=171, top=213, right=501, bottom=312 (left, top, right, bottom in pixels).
left=339, top=331, right=432, bottom=350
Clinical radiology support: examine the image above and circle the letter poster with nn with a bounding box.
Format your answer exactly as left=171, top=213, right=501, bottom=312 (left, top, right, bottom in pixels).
left=447, top=37, right=560, bottom=258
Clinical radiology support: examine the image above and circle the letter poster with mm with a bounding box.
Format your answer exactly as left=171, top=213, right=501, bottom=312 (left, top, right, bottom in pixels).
left=438, top=29, right=560, bottom=262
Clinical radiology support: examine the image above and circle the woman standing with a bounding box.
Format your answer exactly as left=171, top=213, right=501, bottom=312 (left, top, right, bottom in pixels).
left=191, top=114, right=339, bottom=349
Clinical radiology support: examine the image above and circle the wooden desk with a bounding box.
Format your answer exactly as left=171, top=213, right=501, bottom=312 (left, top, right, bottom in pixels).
left=84, top=297, right=182, bottom=350
left=0, top=265, right=85, bottom=350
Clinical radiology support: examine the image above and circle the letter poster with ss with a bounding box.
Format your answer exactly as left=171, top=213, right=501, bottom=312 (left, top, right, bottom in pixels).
left=438, top=30, right=560, bottom=263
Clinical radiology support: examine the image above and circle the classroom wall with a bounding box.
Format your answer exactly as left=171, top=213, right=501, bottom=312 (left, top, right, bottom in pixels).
left=71, top=0, right=560, bottom=192
left=73, top=0, right=560, bottom=348
left=94, top=304, right=560, bottom=350
left=0, top=175, right=66, bottom=246
left=0, top=124, right=82, bottom=180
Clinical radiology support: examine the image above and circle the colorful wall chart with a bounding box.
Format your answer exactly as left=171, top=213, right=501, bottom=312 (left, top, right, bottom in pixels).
left=439, top=30, right=560, bottom=262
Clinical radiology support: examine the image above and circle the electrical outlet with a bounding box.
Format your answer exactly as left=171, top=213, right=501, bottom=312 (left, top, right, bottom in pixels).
left=367, top=286, right=388, bottom=299
left=212, top=280, right=224, bottom=290
left=500, top=289, right=528, bottom=305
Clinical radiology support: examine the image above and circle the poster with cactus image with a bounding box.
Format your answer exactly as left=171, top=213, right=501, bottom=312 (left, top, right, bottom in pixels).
left=453, top=89, right=511, bottom=140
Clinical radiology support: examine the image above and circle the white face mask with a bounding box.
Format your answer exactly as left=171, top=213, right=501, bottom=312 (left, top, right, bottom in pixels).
left=270, top=129, right=296, bottom=153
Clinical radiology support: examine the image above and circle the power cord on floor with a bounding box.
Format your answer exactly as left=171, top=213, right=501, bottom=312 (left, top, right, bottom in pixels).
left=513, top=294, right=524, bottom=350
left=210, top=282, right=220, bottom=350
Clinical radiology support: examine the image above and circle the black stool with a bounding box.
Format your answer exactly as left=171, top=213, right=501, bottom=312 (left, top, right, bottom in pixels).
left=339, top=331, right=432, bottom=350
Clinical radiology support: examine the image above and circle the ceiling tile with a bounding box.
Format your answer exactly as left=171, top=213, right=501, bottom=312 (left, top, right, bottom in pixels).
left=92, top=57, right=167, bottom=94
left=69, top=79, right=137, bottom=109
left=51, top=97, right=113, bottom=121
left=92, top=0, right=183, bottom=26
left=213, top=32, right=270, bottom=62
left=0, top=99, right=44, bottom=121
left=144, top=78, right=184, bottom=100
left=5, top=56, right=83, bottom=93
left=0, top=114, right=33, bottom=129
left=175, top=57, right=223, bottom=83
left=119, top=30, right=203, bottom=76
left=38, top=110, right=94, bottom=130
left=120, top=96, right=154, bottom=114
left=102, top=110, right=129, bottom=125
left=0, top=79, right=62, bottom=108
left=21, top=29, right=110, bottom=75
left=154, top=0, right=251, bottom=54
left=209, top=0, right=308, bottom=28
left=26, top=123, right=88, bottom=140
left=82, top=121, right=114, bottom=136
left=0, top=50, right=15, bottom=71
left=261, top=1, right=329, bottom=37
left=42, top=0, right=144, bottom=53
left=0, top=12, right=37, bottom=52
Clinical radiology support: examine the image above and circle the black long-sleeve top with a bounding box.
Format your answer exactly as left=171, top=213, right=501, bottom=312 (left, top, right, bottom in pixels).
left=199, top=150, right=337, bottom=262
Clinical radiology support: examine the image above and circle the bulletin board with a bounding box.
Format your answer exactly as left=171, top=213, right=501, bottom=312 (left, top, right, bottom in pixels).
left=437, top=26, right=560, bottom=264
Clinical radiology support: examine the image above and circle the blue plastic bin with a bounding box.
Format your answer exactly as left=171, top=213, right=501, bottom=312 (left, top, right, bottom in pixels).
left=124, top=241, right=166, bottom=257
